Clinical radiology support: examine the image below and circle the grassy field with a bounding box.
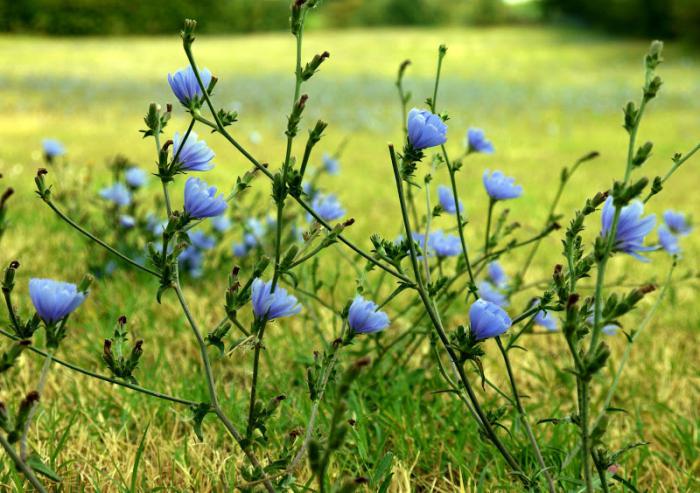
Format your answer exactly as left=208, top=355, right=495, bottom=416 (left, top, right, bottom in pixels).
left=0, top=26, right=699, bottom=491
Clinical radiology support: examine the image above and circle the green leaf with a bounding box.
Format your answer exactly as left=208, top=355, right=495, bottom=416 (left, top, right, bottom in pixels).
left=372, top=451, right=393, bottom=487
left=27, top=453, right=61, bottom=482
left=130, top=422, right=150, bottom=493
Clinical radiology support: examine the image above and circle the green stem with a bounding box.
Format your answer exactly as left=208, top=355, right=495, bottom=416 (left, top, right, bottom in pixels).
left=20, top=347, right=54, bottom=461
left=580, top=382, right=594, bottom=493
left=42, top=199, right=160, bottom=278
left=0, top=329, right=197, bottom=406
left=644, top=142, right=700, bottom=203
left=389, top=144, right=528, bottom=484
left=496, top=337, right=555, bottom=493
left=484, top=198, right=495, bottom=256
left=173, top=285, right=274, bottom=493
left=0, top=432, right=47, bottom=493
left=183, top=39, right=414, bottom=287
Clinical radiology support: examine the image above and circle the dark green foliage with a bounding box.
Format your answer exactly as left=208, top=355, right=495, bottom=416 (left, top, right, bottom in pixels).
left=541, top=0, right=700, bottom=41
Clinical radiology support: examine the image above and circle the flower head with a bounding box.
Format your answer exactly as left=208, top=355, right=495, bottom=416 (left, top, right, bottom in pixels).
left=586, top=315, right=618, bottom=336
left=469, top=299, right=512, bottom=340
left=601, top=197, right=656, bottom=261
left=211, top=214, right=231, bottom=233
left=532, top=300, right=557, bottom=331
left=429, top=230, right=461, bottom=258
left=487, top=261, right=508, bottom=288
left=188, top=230, right=216, bottom=250
left=168, top=66, right=212, bottom=107
left=663, top=210, right=691, bottom=236
left=437, top=185, right=463, bottom=214
left=483, top=170, right=523, bottom=200
left=29, top=278, right=87, bottom=324
left=172, top=131, right=215, bottom=172
left=119, top=215, right=136, bottom=229
left=232, top=243, right=249, bottom=257
left=348, top=295, right=390, bottom=334
left=466, top=128, right=494, bottom=154
left=309, top=194, right=345, bottom=222
left=184, top=177, right=227, bottom=219
left=99, top=183, right=131, bottom=207
left=125, top=167, right=148, bottom=188
left=251, top=278, right=302, bottom=321
left=179, top=246, right=204, bottom=278
left=658, top=225, right=680, bottom=255
left=42, top=139, right=65, bottom=159
left=322, top=153, right=340, bottom=175
left=407, top=108, right=447, bottom=150
left=477, top=281, right=509, bottom=307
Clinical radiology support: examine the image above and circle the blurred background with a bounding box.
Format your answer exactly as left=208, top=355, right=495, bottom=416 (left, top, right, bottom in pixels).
left=0, top=1, right=699, bottom=490
left=0, top=0, right=699, bottom=41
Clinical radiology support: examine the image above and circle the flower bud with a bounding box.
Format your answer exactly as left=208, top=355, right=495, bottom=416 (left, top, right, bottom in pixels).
left=182, top=19, right=197, bottom=46
left=301, top=51, right=330, bottom=81
left=2, top=260, right=19, bottom=293
left=77, top=274, right=94, bottom=294
left=290, top=0, right=307, bottom=35
left=645, top=40, right=663, bottom=70
left=632, top=141, right=653, bottom=167
left=35, top=168, right=50, bottom=200
left=644, top=75, right=663, bottom=100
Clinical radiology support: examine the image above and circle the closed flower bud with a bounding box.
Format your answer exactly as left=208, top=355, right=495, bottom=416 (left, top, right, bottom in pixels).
left=632, top=141, right=653, bottom=166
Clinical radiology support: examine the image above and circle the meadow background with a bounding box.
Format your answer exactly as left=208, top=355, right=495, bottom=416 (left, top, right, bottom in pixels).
left=0, top=0, right=699, bottom=491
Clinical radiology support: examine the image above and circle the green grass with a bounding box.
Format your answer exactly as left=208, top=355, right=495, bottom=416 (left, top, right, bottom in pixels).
left=0, top=26, right=699, bottom=491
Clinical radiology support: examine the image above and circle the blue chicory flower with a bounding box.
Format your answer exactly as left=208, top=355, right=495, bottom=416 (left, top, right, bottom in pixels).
left=407, top=108, right=447, bottom=150
left=466, top=128, right=494, bottom=154
left=232, top=243, right=249, bottom=257
left=663, top=210, right=691, bottom=235
left=119, top=215, right=136, bottom=229
left=184, top=177, right=227, bottom=219
left=168, top=66, right=212, bottom=106
left=586, top=315, right=618, bottom=336
left=487, top=261, right=509, bottom=288
left=99, top=183, right=131, bottom=207
left=42, top=139, right=65, bottom=159
left=437, top=185, right=463, bottom=214
left=601, top=196, right=656, bottom=261
left=429, top=230, right=461, bottom=258
left=211, top=214, right=231, bottom=233
left=251, top=278, right=302, bottom=321
left=309, top=194, right=345, bottom=222
left=477, top=281, right=509, bottom=307
left=125, top=167, right=148, bottom=188
left=188, top=230, right=216, bottom=250
left=483, top=170, right=523, bottom=200
left=179, top=246, right=204, bottom=278
left=348, top=295, right=390, bottom=334
left=322, top=153, right=340, bottom=175
left=657, top=225, right=680, bottom=255
left=469, top=299, right=512, bottom=341
left=29, top=278, right=87, bottom=324
left=532, top=300, right=557, bottom=331
left=172, top=131, right=215, bottom=172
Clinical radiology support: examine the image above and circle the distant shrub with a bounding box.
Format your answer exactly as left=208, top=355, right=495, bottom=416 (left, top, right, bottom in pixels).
left=542, top=0, right=700, bottom=41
